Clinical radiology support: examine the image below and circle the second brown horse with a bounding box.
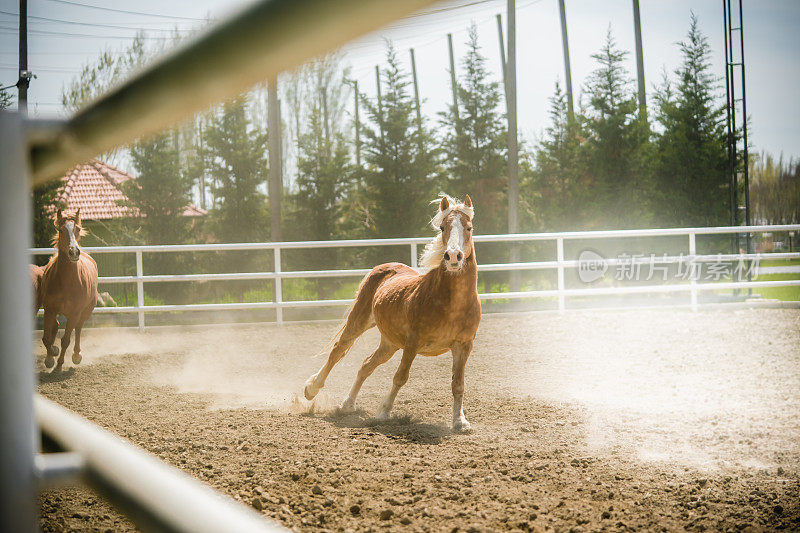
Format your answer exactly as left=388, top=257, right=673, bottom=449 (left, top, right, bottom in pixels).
left=40, top=209, right=98, bottom=370
left=304, top=194, right=481, bottom=431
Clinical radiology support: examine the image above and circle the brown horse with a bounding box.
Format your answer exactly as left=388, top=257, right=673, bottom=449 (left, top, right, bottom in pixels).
left=304, top=194, right=481, bottom=431
left=40, top=208, right=98, bottom=370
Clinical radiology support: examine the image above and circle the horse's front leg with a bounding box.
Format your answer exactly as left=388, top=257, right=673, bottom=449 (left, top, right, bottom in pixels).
left=42, top=310, right=59, bottom=369
left=56, top=319, right=75, bottom=370
left=376, top=346, right=416, bottom=420
left=451, top=340, right=473, bottom=432
left=72, top=325, right=83, bottom=365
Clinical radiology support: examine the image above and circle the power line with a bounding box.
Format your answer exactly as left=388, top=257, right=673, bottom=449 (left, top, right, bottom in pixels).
left=0, top=26, right=181, bottom=40
left=0, top=10, right=202, bottom=32
left=42, top=0, right=207, bottom=21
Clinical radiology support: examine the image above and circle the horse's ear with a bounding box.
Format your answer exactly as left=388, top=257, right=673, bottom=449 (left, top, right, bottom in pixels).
left=75, top=208, right=81, bottom=225
left=439, top=196, right=449, bottom=212
left=55, top=209, right=63, bottom=227
left=464, top=194, right=472, bottom=208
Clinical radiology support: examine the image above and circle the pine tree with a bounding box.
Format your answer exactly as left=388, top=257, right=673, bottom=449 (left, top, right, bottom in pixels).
left=526, top=82, right=587, bottom=230
left=583, top=28, right=652, bottom=228
left=0, top=88, right=12, bottom=109
left=125, top=131, right=194, bottom=245
left=360, top=43, right=438, bottom=238
left=439, top=23, right=507, bottom=234
left=290, top=57, right=353, bottom=244
left=205, top=96, right=269, bottom=243
left=653, top=14, right=729, bottom=227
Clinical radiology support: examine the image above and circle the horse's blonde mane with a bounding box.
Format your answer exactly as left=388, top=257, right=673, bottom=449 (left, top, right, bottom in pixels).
left=419, top=193, right=474, bottom=271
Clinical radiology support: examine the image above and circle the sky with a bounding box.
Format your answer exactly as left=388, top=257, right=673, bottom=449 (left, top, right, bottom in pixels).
left=2, top=0, right=799, bottom=162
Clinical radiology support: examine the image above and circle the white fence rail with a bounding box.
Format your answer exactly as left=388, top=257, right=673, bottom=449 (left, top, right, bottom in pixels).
left=31, top=224, right=800, bottom=330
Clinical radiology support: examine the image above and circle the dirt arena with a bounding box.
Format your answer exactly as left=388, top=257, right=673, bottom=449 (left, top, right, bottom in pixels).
left=37, top=308, right=800, bottom=532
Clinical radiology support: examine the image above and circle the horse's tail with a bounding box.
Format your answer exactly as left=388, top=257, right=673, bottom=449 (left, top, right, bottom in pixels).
left=30, top=264, right=43, bottom=316
left=321, top=266, right=394, bottom=356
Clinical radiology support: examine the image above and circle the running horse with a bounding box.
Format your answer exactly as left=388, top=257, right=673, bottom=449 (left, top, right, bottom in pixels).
left=40, top=209, right=98, bottom=369
left=304, top=194, right=481, bottom=431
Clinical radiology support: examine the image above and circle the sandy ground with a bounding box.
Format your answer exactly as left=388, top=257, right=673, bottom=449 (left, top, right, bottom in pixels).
left=37, top=308, right=800, bottom=532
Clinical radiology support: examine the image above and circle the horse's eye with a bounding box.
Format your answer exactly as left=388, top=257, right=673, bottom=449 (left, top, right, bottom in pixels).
left=440, top=225, right=445, bottom=232
left=466, top=227, right=473, bottom=232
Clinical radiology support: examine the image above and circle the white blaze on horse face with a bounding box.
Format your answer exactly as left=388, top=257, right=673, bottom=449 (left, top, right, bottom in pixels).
left=65, top=221, right=80, bottom=262
left=444, top=216, right=465, bottom=272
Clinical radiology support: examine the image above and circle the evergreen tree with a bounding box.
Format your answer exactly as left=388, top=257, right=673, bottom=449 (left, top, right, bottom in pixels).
left=290, top=56, right=353, bottom=243
left=62, top=34, right=147, bottom=112
left=750, top=152, right=800, bottom=225
left=205, top=96, right=269, bottom=243
left=0, top=87, right=12, bottom=109
left=439, top=24, right=507, bottom=234
left=360, top=43, right=438, bottom=238
left=653, top=14, right=729, bottom=227
left=526, top=82, right=587, bottom=230
left=582, top=28, right=652, bottom=228
left=125, top=131, right=194, bottom=245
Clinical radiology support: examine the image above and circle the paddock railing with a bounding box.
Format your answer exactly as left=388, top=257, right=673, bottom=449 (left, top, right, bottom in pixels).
left=31, top=223, right=800, bottom=330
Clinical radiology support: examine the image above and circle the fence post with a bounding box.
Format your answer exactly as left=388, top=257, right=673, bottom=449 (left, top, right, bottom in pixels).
left=274, top=247, right=283, bottom=325
left=557, top=237, right=565, bottom=313
left=689, top=232, right=698, bottom=312
left=410, top=243, right=418, bottom=269
left=135, top=250, right=145, bottom=331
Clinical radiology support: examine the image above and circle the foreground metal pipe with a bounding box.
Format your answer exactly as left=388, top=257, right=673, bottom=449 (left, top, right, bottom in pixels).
left=0, top=112, right=38, bottom=533
left=36, top=395, right=284, bottom=532
left=30, top=0, right=437, bottom=184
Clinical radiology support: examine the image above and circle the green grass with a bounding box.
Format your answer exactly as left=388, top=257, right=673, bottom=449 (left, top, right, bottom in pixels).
left=753, top=258, right=800, bottom=301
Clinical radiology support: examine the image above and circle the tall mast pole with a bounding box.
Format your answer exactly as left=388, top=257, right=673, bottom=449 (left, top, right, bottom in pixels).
left=410, top=48, right=424, bottom=152
left=447, top=34, right=460, bottom=128
left=18, top=0, right=28, bottom=114
left=268, top=76, right=282, bottom=242
left=632, top=0, right=647, bottom=118
left=557, top=0, right=574, bottom=120
left=507, top=0, right=520, bottom=290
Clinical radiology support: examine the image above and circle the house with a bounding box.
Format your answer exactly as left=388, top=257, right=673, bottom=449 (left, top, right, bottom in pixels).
left=56, top=159, right=206, bottom=245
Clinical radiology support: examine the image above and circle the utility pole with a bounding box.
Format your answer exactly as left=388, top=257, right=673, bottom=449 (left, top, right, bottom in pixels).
left=496, top=14, right=507, bottom=106
left=738, top=0, right=750, bottom=229
left=197, top=120, right=206, bottom=210
left=353, top=80, right=361, bottom=168
left=557, top=0, right=574, bottom=120
left=632, top=0, right=647, bottom=118
left=268, top=76, right=282, bottom=242
left=409, top=48, right=424, bottom=152
left=18, top=0, right=30, bottom=114
left=506, top=0, right=520, bottom=290
left=506, top=1, right=519, bottom=235
left=375, top=66, right=384, bottom=145
left=447, top=33, right=460, bottom=126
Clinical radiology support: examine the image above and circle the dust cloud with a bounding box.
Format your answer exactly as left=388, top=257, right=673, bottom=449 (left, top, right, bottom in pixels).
left=35, top=308, right=800, bottom=470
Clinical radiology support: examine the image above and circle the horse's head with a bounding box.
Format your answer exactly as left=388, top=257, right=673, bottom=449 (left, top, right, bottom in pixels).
left=435, top=194, right=474, bottom=273
left=54, top=208, right=84, bottom=262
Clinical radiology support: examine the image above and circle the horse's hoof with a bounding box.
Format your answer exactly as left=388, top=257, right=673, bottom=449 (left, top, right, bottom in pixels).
left=375, top=410, right=391, bottom=421
left=72, top=352, right=82, bottom=365
left=453, top=419, right=472, bottom=433
left=44, top=356, right=55, bottom=369
left=340, top=399, right=355, bottom=412
left=303, top=375, right=320, bottom=401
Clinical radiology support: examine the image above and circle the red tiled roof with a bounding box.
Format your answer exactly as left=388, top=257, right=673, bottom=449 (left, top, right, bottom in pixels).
left=56, top=160, right=207, bottom=221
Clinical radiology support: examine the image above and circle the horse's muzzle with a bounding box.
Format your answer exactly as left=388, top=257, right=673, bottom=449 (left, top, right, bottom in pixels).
left=68, top=247, right=81, bottom=262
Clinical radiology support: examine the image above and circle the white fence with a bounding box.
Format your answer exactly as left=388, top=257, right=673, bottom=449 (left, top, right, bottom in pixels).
left=32, top=223, right=800, bottom=330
